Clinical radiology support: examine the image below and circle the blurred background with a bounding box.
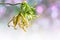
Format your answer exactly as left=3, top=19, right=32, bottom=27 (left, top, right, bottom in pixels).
left=0, top=0, right=60, bottom=40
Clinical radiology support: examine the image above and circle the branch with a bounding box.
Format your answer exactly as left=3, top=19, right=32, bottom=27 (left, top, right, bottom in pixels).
left=0, top=2, right=21, bottom=5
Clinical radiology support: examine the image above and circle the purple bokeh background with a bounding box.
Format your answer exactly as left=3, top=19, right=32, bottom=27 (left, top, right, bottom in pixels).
left=0, top=0, right=60, bottom=40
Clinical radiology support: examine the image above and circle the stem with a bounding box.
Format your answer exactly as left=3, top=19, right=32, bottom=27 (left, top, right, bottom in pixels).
left=0, top=0, right=27, bottom=5
left=0, top=2, right=21, bottom=5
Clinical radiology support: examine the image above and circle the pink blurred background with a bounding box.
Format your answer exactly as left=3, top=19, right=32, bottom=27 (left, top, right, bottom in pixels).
left=0, top=0, right=60, bottom=40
